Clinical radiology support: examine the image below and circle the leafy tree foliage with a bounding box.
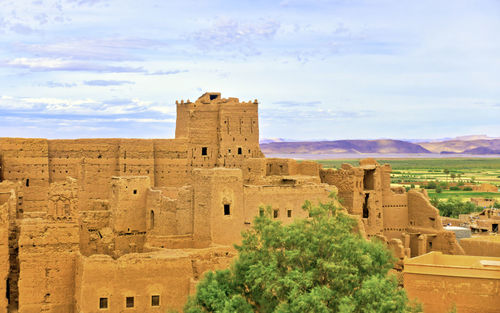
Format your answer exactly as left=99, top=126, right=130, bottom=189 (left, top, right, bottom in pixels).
left=436, top=197, right=482, bottom=218
left=185, top=200, right=420, bottom=313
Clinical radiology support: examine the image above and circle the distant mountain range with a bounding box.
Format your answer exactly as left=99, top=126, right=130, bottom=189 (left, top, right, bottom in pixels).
left=260, top=136, right=500, bottom=155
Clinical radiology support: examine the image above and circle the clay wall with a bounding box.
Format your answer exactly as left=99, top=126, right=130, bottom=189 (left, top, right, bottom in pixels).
left=407, top=190, right=443, bottom=231
left=320, top=165, right=364, bottom=216
left=460, top=237, right=500, bottom=257
left=0, top=138, right=49, bottom=213
left=110, top=176, right=150, bottom=233
left=243, top=183, right=336, bottom=224
left=18, top=220, right=79, bottom=313
left=217, top=98, right=262, bottom=168
left=404, top=252, right=500, bottom=313
left=193, top=168, right=244, bottom=246
left=153, top=139, right=189, bottom=187
left=74, top=247, right=235, bottom=313
left=0, top=189, right=12, bottom=312
left=382, top=193, right=409, bottom=241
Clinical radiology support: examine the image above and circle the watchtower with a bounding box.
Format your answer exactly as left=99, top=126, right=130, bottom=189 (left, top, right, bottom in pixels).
left=175, top=92, right=263, bottom=169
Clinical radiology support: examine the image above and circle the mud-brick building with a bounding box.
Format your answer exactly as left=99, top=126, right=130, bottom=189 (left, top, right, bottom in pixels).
left=0, top=92, right=478, bottom=312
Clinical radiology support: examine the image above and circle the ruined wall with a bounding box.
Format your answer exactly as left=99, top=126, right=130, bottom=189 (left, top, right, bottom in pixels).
left=74, top=247, right=235, bottom=313
left=0, top=138, right=49, bottom=213
left=320, top=164, right=364, bottom=216
left=18, top=220, right=79, bottom=313
left=0, top=187, right=14, bottom=312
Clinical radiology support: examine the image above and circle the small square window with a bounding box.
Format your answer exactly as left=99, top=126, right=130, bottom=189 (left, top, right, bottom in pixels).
left=126, top=297, right=134, bottom=308
left=151, top=295, right=160, bottom=307
left=202, top=147, right=207, bottom=156
left=224, top=204, right=231, bottom=216
left=133, top=190, right=137, bottom=195
left=287, top=210, right=292, bottom=218
left=99, top=297, right=108, bottom=309
left=238, top=147, right=242, bottom=155
left=273, top=209, right=279, bottom=218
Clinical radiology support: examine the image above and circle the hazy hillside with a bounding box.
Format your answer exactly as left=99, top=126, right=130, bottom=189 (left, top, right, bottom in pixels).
left=260, top=139, right=431, bottom=154
left=420, top=139, right=500, bottom=154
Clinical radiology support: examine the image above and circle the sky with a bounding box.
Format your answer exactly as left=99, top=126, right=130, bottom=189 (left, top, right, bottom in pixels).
left=0, top=0, right=499, bottom=141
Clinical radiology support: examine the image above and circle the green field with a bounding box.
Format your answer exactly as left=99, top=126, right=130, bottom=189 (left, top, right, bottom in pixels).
left=317, top=158, right=500, bottom=202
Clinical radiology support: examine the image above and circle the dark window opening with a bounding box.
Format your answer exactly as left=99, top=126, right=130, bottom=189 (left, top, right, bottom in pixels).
left=273, top=209, right=279, bottom=218
left=6, top=278, right=9, bottom=304
left=126, top=296, right=134, bottom=308
left=363, top=194, right=369, bottom=218
left=150, top=210, right=155, bottom=229
left=493, top=224, right=498, bottom=232
left=238, top=147, right=242, bottom=155
left=429, top=217, right=435, bottom=222
left=287, top=210, right=292, bottom=218
left=99, top=297, right=108, bottom=309
left=210, top=94, right=218, bottom=100
left=202, top=147, right=208, bottom=156
left=152, top=295, right=160, bottom=307
left=259, top=208, right=264, bottom=217
left=133, top=189, right=137, bottom=195
left=428, top=241, right=433, bottom=249
left=363, top=169, right=375, bottom=190
left=25, top=178, right=29, bottom=187
left=98, top=154, right=102, bottom=159
left=224, top=204, right=231, bottom=216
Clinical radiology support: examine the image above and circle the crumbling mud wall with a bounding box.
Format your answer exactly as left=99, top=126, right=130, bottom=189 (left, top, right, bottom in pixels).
left=74, top=246, right=235, bottom=313
left=18, top=220, right=79, bottom=313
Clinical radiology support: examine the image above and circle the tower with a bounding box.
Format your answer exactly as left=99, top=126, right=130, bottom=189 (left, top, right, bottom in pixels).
left=175, top=92, right=264, bottom=170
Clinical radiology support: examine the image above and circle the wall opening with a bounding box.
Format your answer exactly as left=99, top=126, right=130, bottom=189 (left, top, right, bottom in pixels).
left=133, top=189, right=137, bottom=195
left=273, top=209, right=279, bottom=218
left=238, top=147, right=242, bottom=155
left=201, top=147, right=208, bottom=156
left=25, top=179, right=29, bottom=187
left=99, top=297, right=108, bottom=309
left=363, top=194, right=369, bottom=218
left=126, top=296, right=134, bottom=308
left=287, top=210, right=292, bottom=218
left=493, top=224, right=498, bottom=232
left=151, top=295, right=160, bottom=307
left=363, top=169, right=375, bottom=190
left=209, top=94, right=219, bottom=100
left=5, top=279, right=9, bottom=304
left=428, top=241, right=433, bottom=249
left=150, top=210, right=155, bottom=229
left=224, top=204, right=231, bottom=216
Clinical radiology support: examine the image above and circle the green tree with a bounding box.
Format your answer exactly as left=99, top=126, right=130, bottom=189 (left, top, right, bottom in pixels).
left=436, top=197, right=482, bottom=218
left=443, top=169, right=450, bottom=181
left=185, top=199, right=420, bottom=313
left=450, top=173, right=456, bottom=182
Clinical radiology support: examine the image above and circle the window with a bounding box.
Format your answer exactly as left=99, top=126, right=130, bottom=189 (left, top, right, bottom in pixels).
left=99, top=297, right=108, bottom=309
left=259, top=208, right=264, bottom=217
left=202, top=147, right=207, bottom=156
left=224, top=204, right=231, bottom=216
left=287, top=210, right=292, bottom=218
left=273, top=209, right=279, bottom=218
left=126, top=297, right=134, bottom=308
left=151, top=295, right=160, bottom=307
left=150, top=210, right=155, bottom=229
left=133, top=190, right=137, bottom=195
left=26, top=178, right=29, bottom=187
left=238, top=147, right=242, bottom=155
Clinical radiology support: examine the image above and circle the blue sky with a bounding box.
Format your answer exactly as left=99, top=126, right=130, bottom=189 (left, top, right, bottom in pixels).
left=1, top=0, right=499, bottom=140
